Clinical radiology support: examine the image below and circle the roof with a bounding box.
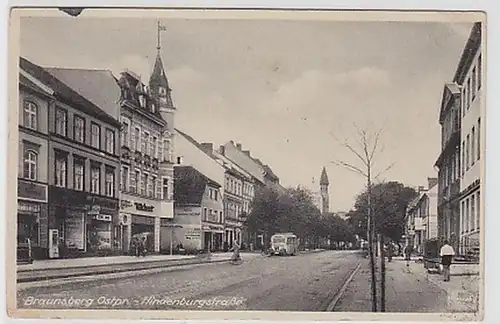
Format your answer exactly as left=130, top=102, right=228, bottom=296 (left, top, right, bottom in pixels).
left=453, top=22, right=482, bottom=85
left=45, top=67, right=121, bottom=120
left=19, top=74, right=53, bottom=98
left=175, top=128, right=221, bottom=164
left=263, top=164, right=279, bottom=182
left=438, top=82, right=461, bottom=124
left=174, top=166, right=221, bottom=206
left=19, top=57, right=121, bottom=128
left=149, top=52, right=170, bottom=89
left=320, top=167, right=329, bottom=185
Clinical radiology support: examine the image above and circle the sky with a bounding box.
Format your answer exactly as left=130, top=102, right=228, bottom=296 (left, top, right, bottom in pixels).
left=19, top=11, right=473, bottom=212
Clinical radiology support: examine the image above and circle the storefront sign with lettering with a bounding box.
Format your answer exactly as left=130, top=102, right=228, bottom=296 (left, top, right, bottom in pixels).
left=18, top=180, right=47, bottom=202
left=135, top=202, right=154, bottom=212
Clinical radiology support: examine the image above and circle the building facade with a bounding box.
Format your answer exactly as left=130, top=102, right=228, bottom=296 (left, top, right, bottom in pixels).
left=117, top=58, right=175, bottom=253
left=21, top=57, right=122, bottom=258
left=171, top=166, right=224, bottom=253
left=456, top=23, right=482, bottom=259
left=435, top=82, right=461, bottom=253
left=17, top=65, right=53, bottom=259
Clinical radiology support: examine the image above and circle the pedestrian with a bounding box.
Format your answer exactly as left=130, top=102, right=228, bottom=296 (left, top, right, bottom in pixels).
left=229, top=239, right=241, bottom=262
left=404, top=244, right=412, bottom=267
left=440, top=240, right=455, bottom=282
left=140, top=237, right=147, bottom=257
left=387, top=242, right=394, bottom=262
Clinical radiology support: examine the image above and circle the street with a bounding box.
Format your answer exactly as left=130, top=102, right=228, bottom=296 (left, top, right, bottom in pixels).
left=17, top=250, right=361, bottom=311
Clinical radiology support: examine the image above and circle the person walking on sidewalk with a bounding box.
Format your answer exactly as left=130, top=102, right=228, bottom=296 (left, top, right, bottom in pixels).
left=404, top=244, right=413, bottom=267
left=440, top=240, right=455, bottom=282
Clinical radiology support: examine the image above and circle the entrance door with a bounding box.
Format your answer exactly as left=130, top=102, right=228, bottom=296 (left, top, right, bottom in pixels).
left=204, top=232, right=211, bottom=252
left=122, top=225, right=129, bottom=253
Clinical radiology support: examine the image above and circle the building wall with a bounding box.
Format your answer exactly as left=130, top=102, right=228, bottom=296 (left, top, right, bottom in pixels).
left=175, top=133, right=225, bottom=194
left=223, top=142, right=265, bottom=184
left=427, top=187, right=439, bottom=240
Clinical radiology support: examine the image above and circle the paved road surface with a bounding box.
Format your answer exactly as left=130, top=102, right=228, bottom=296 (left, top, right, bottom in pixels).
left=17, top=250, right=362, bottom=311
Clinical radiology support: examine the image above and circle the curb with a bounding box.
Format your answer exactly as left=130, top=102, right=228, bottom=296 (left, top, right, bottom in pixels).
left=324, top=260, right=362, bottom=312
left=17, top=258, right=232, bottom=283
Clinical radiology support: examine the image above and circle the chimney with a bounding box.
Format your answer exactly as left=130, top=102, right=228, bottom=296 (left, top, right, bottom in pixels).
left=200, top=143, right=213, bottom=155
left=428, top=177, right=438, bottom=189
left=243, top=150, right=250, bottom=157
left=418, top=186, right=425, bottom=193
left=236, top=143, right=242, bottom=150
left=219, top=145, right=225, bottom=155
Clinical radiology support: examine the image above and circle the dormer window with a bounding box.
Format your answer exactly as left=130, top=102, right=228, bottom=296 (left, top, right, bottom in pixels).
left=138, top=94, right=146, bottom=108
left=159, top=87, right=166, bottom=96
left=151, top=103, right=156, bottom=113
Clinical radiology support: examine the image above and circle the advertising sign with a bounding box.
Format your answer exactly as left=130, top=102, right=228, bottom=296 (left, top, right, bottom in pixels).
left=65, top=211, right=85, bottom=250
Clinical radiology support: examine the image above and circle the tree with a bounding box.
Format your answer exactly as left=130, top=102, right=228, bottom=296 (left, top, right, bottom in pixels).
left=330, top=123, right=394, bottom=312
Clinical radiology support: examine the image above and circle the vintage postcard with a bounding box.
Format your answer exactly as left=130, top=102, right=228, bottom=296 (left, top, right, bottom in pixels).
left=6, top=7, right=485, bottom=321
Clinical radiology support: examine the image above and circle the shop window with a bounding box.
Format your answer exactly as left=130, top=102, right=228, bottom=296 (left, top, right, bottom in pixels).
left=23, top=149, right=37, bottom=180
left=105, top=129, right=115, bottom=154
left=17, top=202, right=40, bottom=246
left=55, top=152, right=67, bottom=187
left=105, top=168, right=115, bottom=197
left=55, top=107, right=67, bottom=136
left=23, top=100, right=37, bottom=130
left=91, top=164, right=101, bottom=194
left=91, top=123, right=101, bottom=149
left=73, top=158, right=85, bottom=191
left=74, top=115, right=85, bottom=143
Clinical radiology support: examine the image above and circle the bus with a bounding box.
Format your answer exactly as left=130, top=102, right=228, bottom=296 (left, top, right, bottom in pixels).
left=270, top=233, right=299, bottom=256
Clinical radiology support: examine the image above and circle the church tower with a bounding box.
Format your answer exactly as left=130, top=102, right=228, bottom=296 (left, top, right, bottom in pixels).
left=320, top=167, right=329, bottom=214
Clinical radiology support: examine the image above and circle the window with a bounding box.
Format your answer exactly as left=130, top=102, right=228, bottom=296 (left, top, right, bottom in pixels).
left=152, top=176, right=157, bottom=198
left=164, top=140, right=171, bottom=162
left=214, top=190, right=218, bottom=201
left=151, top=104, right=156, bottom=113
left=461, top=201, right=465, bottom=233
left=470, top=194, right=475, bottom=231
left=135, top=127, right=141, bottom=151
left=163, top=178, right=169, bottom=200
left=462, top=88, right=466, bottom=117
left=142, top=132, right=148, bottom=154
left=203, top=208, right=207, bottom=221
left=135, top=170, right=141, bottom=194
left=23, top=150, right=37, bottom=180
left=219, top=211, right=223, bottom=223
left=105, top=129, right=115, bottom=154
left=467, top=79, right=471, bottom=110
left=177, top=156, right=182, bottom=164
left=477, top=118, right=481, bottom=160
left=477, top=192, right=481, bottom=230
left=91, top=165, right=101, bottom=194
left=141, top=173, right=146, bottom=195
left=465, top=198, right=470, bottom=232
left=73, top=158, right=84, bottom=191
left=472, top=67, right=477, bottom=98
left=91, top=123, right=100, bottom=149
left=23, top=101, right=37, bottom=130
left=121, top=121, right=129, bottom=147
left=105, top=168, right=115, bottom=197
left=74, top=116, right=85, bottom=143
left=152, top=137, right=157, bottom=158
left=461, top=141, right=465, bottom=176
left=55, top=107, right=67, bottom=136
left=55, top=154, right=67, bottom=187
left=471, top=127, right=475, bottom=164
left=121, top=166, right=129, bottom=191
left=144, top=173, right=151, bottom=197
left=466, top=134, right=470, bottom=170
left=478, top=54, right=482, bottom=89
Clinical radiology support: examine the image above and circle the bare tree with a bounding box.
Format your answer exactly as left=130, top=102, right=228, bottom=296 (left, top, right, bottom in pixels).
left=330, top=123, right=394, bottom=312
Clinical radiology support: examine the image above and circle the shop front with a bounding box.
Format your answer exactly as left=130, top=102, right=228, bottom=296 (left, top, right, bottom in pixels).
left=48, top=186, right=119, bottom=258
left=202, top=223, right=225, bottom=252
left=17, top=179, right=48, bottom=259
left=120, top=194, right=162, bottom=253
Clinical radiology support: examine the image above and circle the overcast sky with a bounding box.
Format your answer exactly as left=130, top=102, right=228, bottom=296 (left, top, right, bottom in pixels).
left=19, top=12, right=473, bottom=212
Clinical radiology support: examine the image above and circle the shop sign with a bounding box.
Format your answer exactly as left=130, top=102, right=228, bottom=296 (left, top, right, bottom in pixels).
left=135, top=202, right=154, bottom=212
left=88, top=205, right=101, bottom=215
left=175, top=208, right=200, bottom=217
left=185, top=229, right=201, bottom=240
left=132, top=215, right=155, bottom=225
left=93, top=214, right=112, bottom=222
left=120, top=199, right=133, bottom=209
left=18, top=180, right=47, bottom=202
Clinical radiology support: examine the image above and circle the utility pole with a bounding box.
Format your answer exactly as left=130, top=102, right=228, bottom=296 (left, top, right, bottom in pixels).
left=367, top=172, right=377, bottom=312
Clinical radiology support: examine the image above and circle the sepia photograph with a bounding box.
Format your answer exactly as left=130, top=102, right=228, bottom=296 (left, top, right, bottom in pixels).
left=6, top=7, right=485, bottom=321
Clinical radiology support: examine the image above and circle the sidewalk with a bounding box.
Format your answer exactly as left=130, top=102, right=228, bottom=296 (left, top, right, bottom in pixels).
left=16, top=252, right=262, bottom=283
left=334, top=258, right=480, bottom=314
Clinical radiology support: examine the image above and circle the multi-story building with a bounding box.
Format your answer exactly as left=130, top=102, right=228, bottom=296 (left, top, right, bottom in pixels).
left=171, top=166, right=224, bottom=253
left=21, top=57, right=122, bottom=258
left=405, top=178, right=438, bottom=254
left=199, top=143, right=256, bottom=249
left=174, top=129, right=226, bottom=250
left=116, top=51, right=176, bottom=253
left=456, top=22, right=482, bottom=259
left=435, top=81, right=461, bottom=253
left=17, top=62, right=52, bottom=259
